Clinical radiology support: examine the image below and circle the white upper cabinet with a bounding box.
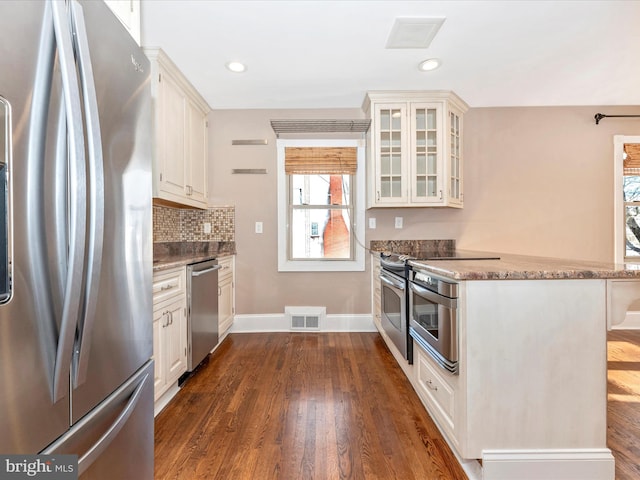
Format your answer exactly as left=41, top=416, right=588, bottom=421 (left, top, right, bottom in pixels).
left=145, top=48, right=210, bottom=209
left=373, top=102, right=409, bottom=205
left=185, top=99, right=208, bottom=206
left=104, top=0, right=141, bottom=44
left=364, top=91, right=468, bottom=208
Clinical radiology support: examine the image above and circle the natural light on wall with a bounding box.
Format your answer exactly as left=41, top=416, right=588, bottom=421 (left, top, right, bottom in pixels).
left=277, top=139, right=365, bottom=272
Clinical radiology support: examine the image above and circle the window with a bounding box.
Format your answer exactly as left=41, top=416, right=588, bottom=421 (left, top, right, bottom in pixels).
left=290, top=173, right=352, bottom=259
left=614, top=136, right=640, bottom=263
left=277, top=139, right=365, bottom=272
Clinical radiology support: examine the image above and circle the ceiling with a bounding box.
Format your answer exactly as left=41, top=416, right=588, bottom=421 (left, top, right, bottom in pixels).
left=141, top=0, right=640, bottom=110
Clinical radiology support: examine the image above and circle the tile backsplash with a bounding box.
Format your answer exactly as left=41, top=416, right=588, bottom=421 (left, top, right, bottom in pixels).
left=153, top=205, right=235, bottom=243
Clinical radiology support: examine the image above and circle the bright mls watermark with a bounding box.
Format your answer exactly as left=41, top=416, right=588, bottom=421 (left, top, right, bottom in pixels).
left=0, top=455, right=77, bottom=480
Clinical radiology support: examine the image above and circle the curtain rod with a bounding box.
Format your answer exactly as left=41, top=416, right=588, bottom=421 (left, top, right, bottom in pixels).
left=594, top=113, right=640, bottom=125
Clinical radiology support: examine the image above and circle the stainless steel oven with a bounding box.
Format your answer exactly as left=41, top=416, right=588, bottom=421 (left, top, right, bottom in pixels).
left=379, top=256, right=411, bottom=363
left=408, top=267, right=459, bottom=374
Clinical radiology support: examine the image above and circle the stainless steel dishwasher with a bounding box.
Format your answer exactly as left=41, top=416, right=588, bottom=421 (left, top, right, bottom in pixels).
left=186, top=259, right=220, bottom=371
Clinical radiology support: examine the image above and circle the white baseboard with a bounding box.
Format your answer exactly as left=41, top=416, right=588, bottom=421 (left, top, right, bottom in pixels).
left=154, top=383, right=180, bottom=417
left=611, top=311, right=640, bottom=330
left=230, top=313, right=376, bottom=333
left=481, top=449, right=615, bottom=480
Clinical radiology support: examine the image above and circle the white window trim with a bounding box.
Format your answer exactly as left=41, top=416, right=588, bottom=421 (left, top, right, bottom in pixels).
left=277, top=138, right=366, bottom=272
left=614, top=135, right=640, bottom=264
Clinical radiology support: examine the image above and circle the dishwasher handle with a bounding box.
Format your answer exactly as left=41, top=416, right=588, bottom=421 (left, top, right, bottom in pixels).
left=191, top=265, right=221, bottom=277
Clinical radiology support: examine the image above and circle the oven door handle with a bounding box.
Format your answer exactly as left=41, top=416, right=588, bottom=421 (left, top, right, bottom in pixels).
left=410, top=282, right=457, bottom=309
left=380, top=273, right=405, bottom=290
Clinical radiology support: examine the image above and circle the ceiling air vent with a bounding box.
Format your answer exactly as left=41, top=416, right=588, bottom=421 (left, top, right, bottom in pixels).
left=386, top=17, right=446, bottom=49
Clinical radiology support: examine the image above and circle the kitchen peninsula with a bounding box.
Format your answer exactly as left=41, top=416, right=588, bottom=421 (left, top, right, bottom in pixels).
left=372, top=242, right=640, bottom=480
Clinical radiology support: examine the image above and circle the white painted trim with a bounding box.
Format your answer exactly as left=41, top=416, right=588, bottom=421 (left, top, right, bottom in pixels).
left=482, top=449, right=615, bottom=480
left=218, top=326, right=232, bottom=343
left=276, top=138, right=366, bottom=272
left=610, top=137, right=640, bottom=328
left=154, top=383, right=180, bottom=417
left=144, top=47, right=211, bottom=113
left=613, top=135, right=640, bottom=264
left=231, top=313, right=376, bottom=333
left=611, top=311, right=640, bottom=330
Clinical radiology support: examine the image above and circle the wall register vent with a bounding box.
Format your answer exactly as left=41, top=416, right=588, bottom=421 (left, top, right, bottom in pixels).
left=285, top=306, right=325, bottom=331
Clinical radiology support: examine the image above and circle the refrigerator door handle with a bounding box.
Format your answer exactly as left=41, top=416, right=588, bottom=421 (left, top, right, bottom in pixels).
left=69, top=0, right=105, bottom=389
left=50, top=0, right=87, bottom=402
left=76, top=372, right=149, bottom=476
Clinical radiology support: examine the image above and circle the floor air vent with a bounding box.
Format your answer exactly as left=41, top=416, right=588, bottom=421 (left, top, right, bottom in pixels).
left=286, top=306, right=325, bottom=331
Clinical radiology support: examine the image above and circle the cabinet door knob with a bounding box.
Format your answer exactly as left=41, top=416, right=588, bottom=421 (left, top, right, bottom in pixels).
left=426, top=379, right=438, bottom=391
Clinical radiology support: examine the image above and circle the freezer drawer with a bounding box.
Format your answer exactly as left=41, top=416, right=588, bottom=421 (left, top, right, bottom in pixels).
left=43, top=361, right=154, bottom=480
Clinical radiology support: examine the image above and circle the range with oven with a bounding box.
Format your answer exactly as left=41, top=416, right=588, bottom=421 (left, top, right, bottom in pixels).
left=407, top=251, right=499, bottom=373
left=378, top=246, right=499, bottom=370
left=408, top=267, right=460, bottom=373
left=379, top=253, right=412, bottom=363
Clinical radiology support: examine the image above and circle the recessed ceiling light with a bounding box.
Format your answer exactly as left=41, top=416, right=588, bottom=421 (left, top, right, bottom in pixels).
left=418, top=58, right=441, bottom=72
left=225, top=61, right=247, bottom=73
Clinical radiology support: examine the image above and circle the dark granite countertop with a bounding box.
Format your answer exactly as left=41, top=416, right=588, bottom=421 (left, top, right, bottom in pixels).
left=371, top=239, right=640, bottom=281
left=153, top=241, right=236, bottom=272
left=370, top=239, right=455, bottom=256
left=408, top=253, right=640, bottom=281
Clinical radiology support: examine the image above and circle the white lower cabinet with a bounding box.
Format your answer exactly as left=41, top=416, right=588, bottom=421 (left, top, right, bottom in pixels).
left=371, top=254, right=382, bottom=329
left=218, top=256, right=235, bottom=337
left=413, top=342, right=459, bottom=450
left=406, top=278, right=616, bottom=480
left=152, top=267, right=187, bottom=403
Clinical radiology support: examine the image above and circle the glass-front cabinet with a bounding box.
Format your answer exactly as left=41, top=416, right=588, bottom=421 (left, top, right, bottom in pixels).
left=374, top=103, right=407, bottom=204
left=449, top=110, right=463, bottom=206
left=411, top=103, right=441, bottom=203
left=365, top=91, right=468, bottom=208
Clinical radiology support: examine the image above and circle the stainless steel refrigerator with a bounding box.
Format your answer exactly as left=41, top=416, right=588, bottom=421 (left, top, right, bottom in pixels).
left=0, top=1, right=153, bottom=478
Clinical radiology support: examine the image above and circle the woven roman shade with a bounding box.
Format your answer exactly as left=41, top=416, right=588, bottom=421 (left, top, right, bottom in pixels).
left=284, top=147, right=357, bottom=175
left=624, top=144, right=640, bottom=175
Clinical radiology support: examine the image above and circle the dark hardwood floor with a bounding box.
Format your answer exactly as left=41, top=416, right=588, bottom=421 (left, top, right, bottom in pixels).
left=154, top=333, right=468, bottom=479
left=155, top=330, right=640, bottom=479
left=607, top=329, right=640, bottom=480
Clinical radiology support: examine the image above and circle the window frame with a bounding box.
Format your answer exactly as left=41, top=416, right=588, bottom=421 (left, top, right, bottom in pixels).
left=288, top=173, right=354, bottom=261
left=614, top=135, right=640, bottom=263
left=277, top=139, right=365, bottom=272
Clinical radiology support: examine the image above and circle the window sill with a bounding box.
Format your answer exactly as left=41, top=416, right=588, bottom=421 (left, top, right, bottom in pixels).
left=278, top=258, right=365, bottom=272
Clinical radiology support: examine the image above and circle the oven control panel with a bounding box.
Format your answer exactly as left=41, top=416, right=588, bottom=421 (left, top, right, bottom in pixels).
left=411, top=269, right=458, bottom=299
